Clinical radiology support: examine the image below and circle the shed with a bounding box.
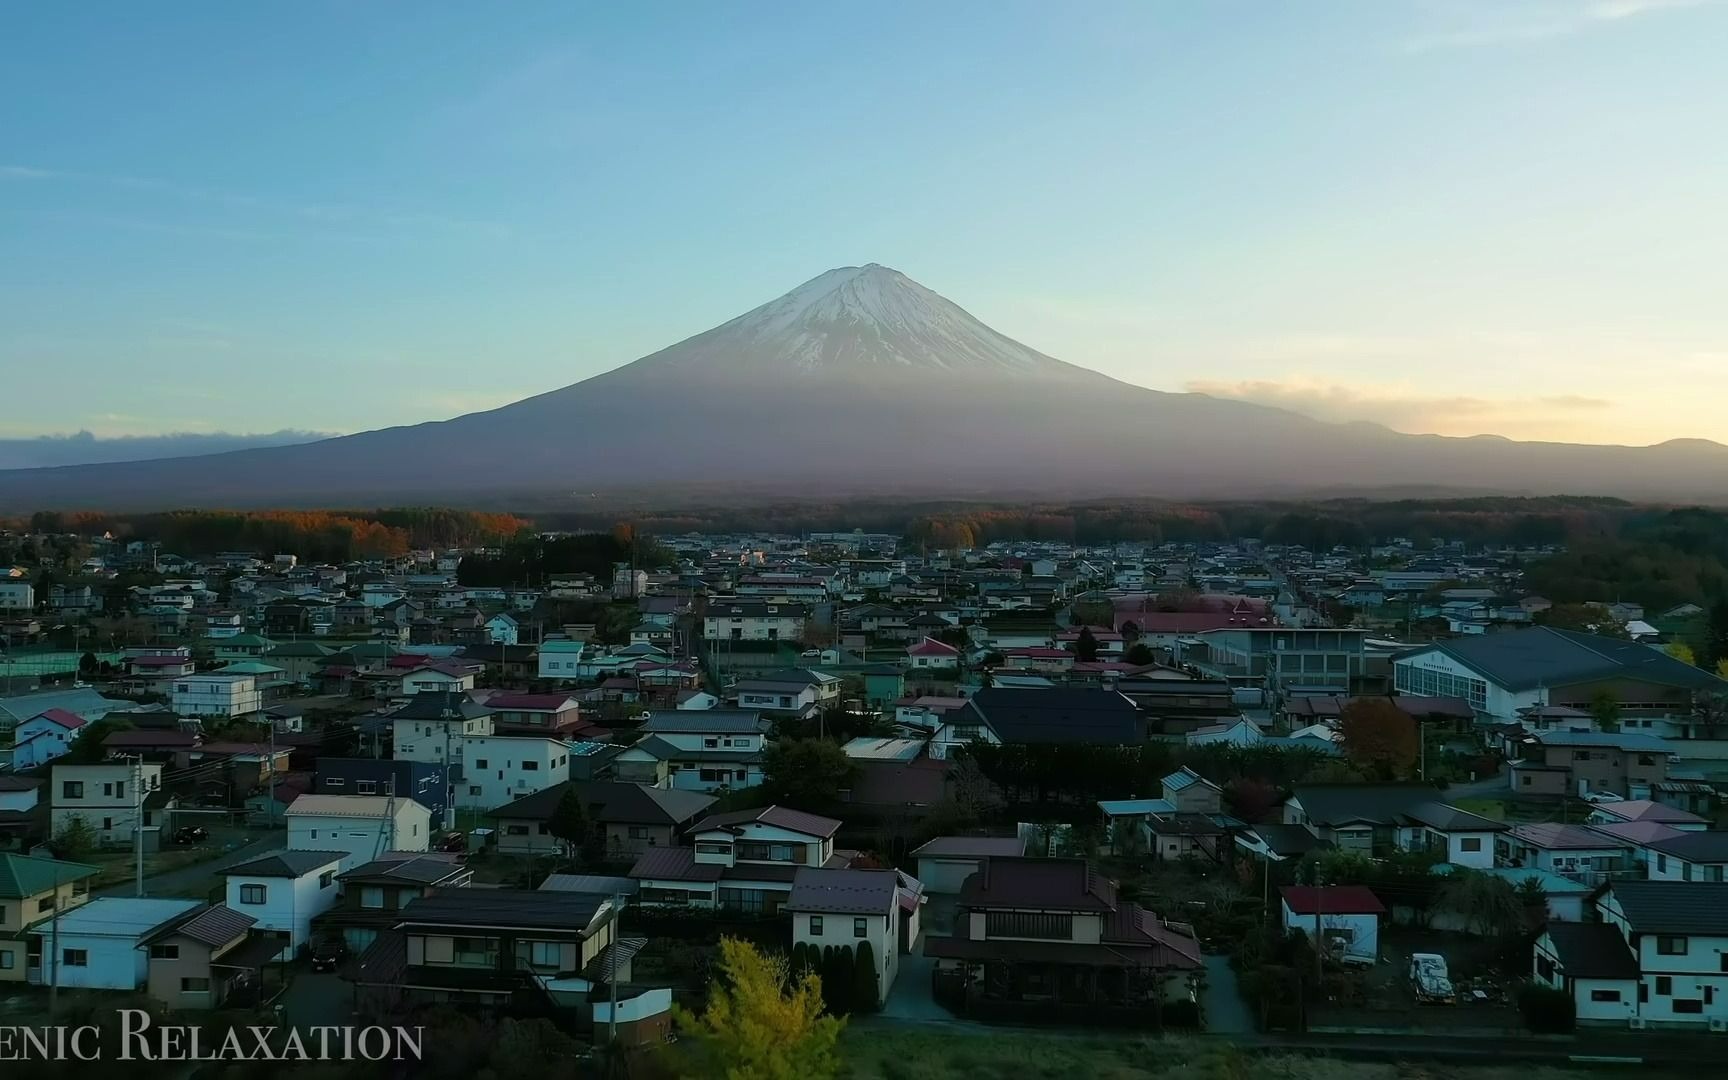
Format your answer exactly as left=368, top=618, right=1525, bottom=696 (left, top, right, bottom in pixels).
left=909, top=835, right=1026, bottom=894
left=1278, top=885, right=1385, bottom=964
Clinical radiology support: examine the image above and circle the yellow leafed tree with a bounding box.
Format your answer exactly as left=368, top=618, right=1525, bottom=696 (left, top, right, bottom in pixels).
left=1665, top=642, right=1697, bottom=666
left=671, top=937, right=844, bottom=1080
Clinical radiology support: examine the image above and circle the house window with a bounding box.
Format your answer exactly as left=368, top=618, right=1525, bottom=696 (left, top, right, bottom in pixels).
left=356, top=781, right=377, bottom=795
left=1459, top=837, right=1482, bottom=852
left=0, top=952, right=12, bottom=970
left=810, top=916, right=824, bottom=937
left=62, top=781, right=84, bottom=799
left=525, top=941, right=562, bottom=970
left=629, top=826, right=649, bottom=840
left=149, top=944, right=180, bottom=960
left=1520, top=775, right=1533, bottom=788
left=180, top=977, right=211, bottom=993
left=38, top=896, right=56, bottom=914
left=319, top=871, right=335, bottom=888
left=506, top=824, right=529, bottom=836
left=1657, top=854, right=1668, bottom=873
left=240, top=884, right=267, bottom=904
left=474, top=759, right=488, bottom=769
left=469, top=786, right=482, bottom=796
left=1589, top=989, right=1621, bottom=1002
left=1637, top=754, right=1657, bottom=766
left=704, top=738, right=719, bottom=749
left=985, top=912, right=1074, bottom=940
left=1573, top=751, right=1590, bottom=762
left=326, top=778, right=344, bottom=788
left=1655, top=976, right=1672, bottom=995
left=1657, top=936, right=1687, bottom=955
left=1674, top=999, right=1704, bottom=1015
left=854, top=918, right=868, bottom=938
left=422, top=936, right=454, bottom=963
left=1536, top=955, right=1555, bottom=980
left=63, top=949, right=88, bottom=967
left=452, top=936, right=497, bottom=966
left=361, top=887, right=384, bottom=909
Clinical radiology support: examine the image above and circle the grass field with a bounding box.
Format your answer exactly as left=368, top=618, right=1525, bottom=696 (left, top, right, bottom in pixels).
left=836, top=1029, right=1602, bottom=1080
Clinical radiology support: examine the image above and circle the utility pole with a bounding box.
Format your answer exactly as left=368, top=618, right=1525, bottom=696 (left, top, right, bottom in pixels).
left=268, top=722, right=278, bottom=827
left=47, top=861, right=62, bottom=1017
left=608, top=892, right=622, bottom=1044
left=133, top=755, right=145, bottom=897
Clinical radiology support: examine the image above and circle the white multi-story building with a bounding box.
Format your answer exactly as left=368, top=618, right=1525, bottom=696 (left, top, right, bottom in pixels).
left=51, top=763, right=165, bottom=847
left=284, top=794, right=431, bottom=872
left=221, top=849, right=347, bottom=960
left=170, top=674, right=261, bottom=719
left=701, top=601, right=808, bottom=642
left=452, top=734, right=571, bottom=811
left=0, top=581, right=35, bottom=610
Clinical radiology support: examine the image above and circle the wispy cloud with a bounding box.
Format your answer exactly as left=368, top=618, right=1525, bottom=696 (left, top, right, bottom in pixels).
left=1184, top=376, right=1613, bottom=437
left=1401, top=0, right=1720, bottom=52
left=0, top=163, right=511, bottom=240
left=0, top=429, right=334, bottom=469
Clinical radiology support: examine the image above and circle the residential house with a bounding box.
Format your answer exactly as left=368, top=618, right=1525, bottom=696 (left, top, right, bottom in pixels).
left=284, top=794, right=432, bottom=871
left=0, top=581, right=34, bottom=610
left=906, top=637, right=960, bottom=671
left=346, top=890, right=627, bottom=1017
left=1279, top=885, right=1385, bottom=965
left=389, top=691, right=494, bottom=775
left=51, top=762, right=165, bottom=848
left=1498, top=822, right=1636, bottom=885
left=221, top=849, right=348, bottom=960
left=313, top=853, right=474, bottom=955
left=1642, top=833, right=1728, bottom=884
left=939, top=689, right=1144, bottom=759
left=616, top=711, right=769, bottom=792
left=170, top=673, right=262, bottom=720
left=451, top=734, right=570, bottom=811
left=1281, top=785, right=1505, bottom=868
left=0, top=776, right=44, bottom=847
left=630, top=805, right=844, bottom=913
left=910, top=836, right=1027, bottom=895
left=1394, top=627, right=1726, bottom=733
left=140, top=904, right=283, bottom=1010
left=537, top=636, right=586, bottom=682
left=0, top=853, right=99, bottom=982
left=10, top=709, right=88, bottom=770
left=732, top=669, right=841, bottom=722
left=1509, top=730, right=1675, bottom=799
left=924, top=857, right=1203, bottom=1022
left=34, top=897, right=203, bottom=991
left=1189, top=627, right=1373, bottom=694
left=1534, top=881, right=1728, bottom=1027
left=481, top=692, right=590, bottom=738
left=787, top=868, right=908, bottom=1006
left=398, top=660, right=481, bottom=696
left=484, top=612, right=520, bottom=645
left=314, top=759, right=450, bottom=828
left=701, top=601, right=808, bottom=642
left=491, top=781, right=715, bottom=859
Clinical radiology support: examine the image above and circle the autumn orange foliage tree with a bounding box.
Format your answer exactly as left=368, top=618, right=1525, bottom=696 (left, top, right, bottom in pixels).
left=1335, top=699, right=1419, bottom=781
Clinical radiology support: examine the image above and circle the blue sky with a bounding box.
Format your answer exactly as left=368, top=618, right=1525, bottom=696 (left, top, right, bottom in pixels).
left=4, top=0, right=1727, bottom=448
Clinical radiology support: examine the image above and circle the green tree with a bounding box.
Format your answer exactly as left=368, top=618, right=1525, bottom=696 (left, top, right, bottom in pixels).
left=1074, top=625, right=1100, bottom=662
left=671, top=937, right=844, bottom=1080
left=50, top=815, right=98, bottom=861
left=851, top=940, right=881, bottom=1014
left=764, top=738, right=859, bottom=810
left=60, top=716, right=133, bottom=764
left=1124, top=642, right=1155, bottom=666
left=1590, top=690, right=1621, bottom=734
left=823, top=945, right=854, bottom=1016
left=545, top=786, right=591, bottom=863
left=1335, top=698, right=1418, bottom=780
left=1437, top=869, right=1524, bottom=938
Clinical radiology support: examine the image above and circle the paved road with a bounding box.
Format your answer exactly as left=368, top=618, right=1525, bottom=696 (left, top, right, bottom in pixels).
left=278, top=972, right=359, bottom=1030
left=94, top=832, right=283, bottom=899
left=1442, top=765, right=1511, bottom=803
left=1202, top=954, right=1255, bottom=1035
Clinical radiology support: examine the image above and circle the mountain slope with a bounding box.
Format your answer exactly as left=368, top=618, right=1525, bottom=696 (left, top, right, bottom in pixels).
left=1, top=264, right=1725, bottom=509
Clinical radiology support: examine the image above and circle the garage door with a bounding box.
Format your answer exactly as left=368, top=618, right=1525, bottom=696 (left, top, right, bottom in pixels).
left=917, top=858, right=982, bottom=894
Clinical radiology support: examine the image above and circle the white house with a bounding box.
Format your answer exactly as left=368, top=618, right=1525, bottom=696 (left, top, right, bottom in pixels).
left=10, top=709, right=87, bottom=770
left=619, top=711, right=770, bottom=793
left=538, top=636, right=586, bottom=682
left=905, top=637, right=959, bottom=671
left=1279, top=885, right=1385, bottom=965
left=484, top=613, right=520, bottom=645
left=51, top=763, right=165, bottom=847
left=631, top=805, right=842, bottom=912
left=284, top=794, right=432, bottom=871
left=390, top=694, right=495, bottom=776
left=453, top=734, right=571, bottom=810
left=222, top=849, right=347, bottom=960
left=170, top=674, right=261, bottom=719
left=33, top=898, right=202, bottom=990
left=1534, top=881, right=1728, bottom=1027
left=399, top=661, right=480, bottom=696
left=910, top=836, right=1026, bottom=894
left=787, top=867, right=904, bottom=1006
left=675, top=690, right=720, bottom=711
left=0, top=581, right=34, bottom=610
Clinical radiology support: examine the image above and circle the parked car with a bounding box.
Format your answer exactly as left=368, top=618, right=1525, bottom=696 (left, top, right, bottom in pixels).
left=437, top=831, right=467, bottom=853
left=1409, top=953, right=1455, bottom=1004
left=310, top=939, right=348, bottom=973
left=172, top=826, right=209, bottom=845
left=1583, top=791, right=1624, bottom=804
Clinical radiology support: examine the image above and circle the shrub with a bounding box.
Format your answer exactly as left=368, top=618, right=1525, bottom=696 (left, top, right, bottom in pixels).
left=1161, top=998, right=1202, bottom=1030
left=1517, top=983, right=1576, bottom=1033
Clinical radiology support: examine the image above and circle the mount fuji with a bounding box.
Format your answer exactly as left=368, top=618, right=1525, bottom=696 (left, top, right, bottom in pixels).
left=1, top=263, right=1725, bottom=509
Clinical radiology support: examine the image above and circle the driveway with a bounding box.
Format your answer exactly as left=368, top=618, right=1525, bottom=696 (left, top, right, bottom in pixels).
left=1442, top=765, right=1510, bottom=802
left=880, top=936, right=958, bottom=1022
left=95, top=832, right=283, bottom=898
left=1202, top=954, right=1255, bottom=1035
left=278, top=972, right=358, bottom=1030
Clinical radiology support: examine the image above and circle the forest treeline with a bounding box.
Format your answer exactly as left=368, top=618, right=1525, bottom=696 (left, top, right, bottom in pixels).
left=20, top=508, right=530, bottom=561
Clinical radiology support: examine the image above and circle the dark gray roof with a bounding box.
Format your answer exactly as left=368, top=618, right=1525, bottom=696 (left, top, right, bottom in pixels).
left=1408, top=627, right=1726, bottom=693
left=1401, top=801, right=1508, bottom=833
left=1646, top=832, right=1728, bottom=863
left=224, top=850, right=349, bottom=878
left=148, top=904, right=257, bottom=947
left=964, top=688, right=1142, bottom=745
left=1288, top=784, right=1445, bottom=827
left=491, top=780, right=716, bottom=827
left=396, top=889, right=607, bottom=931
left=1544, top=922, right=1639, bottom=980
left=1243, top=824, right=1327, bottom=857
left=959, top=856, right=1118, bottom=913
left=638, top=710, right=767, bottom=735
left=742, top=668, right=836, bottom=687
left=786, top=868, right=899, bottom=915
left=1609, top=881, right=1728, bottom=935
left=691, top=805, right=842, bottom=839
left=339, top=854, right=469, bottom=884
left=911, top=836, right=1027, bottom=859
left=632, top=735, right=762, bottom=764
left=387, top=691, right=489, bottom=721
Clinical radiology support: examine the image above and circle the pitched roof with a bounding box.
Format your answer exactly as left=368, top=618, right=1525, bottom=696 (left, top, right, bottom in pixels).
left=906, top=637, right=959, bottom=657
left=786, top=868, right=899, bottom=914
left=1408, top=627, right=1727, bottom=693
left=1279, top=885, right=1386, bottom=915
left=104, top=729, right=199, bottom=748
left=386, top=691, right=490, bottom=721
left=284, top=794, right=415, bottom=819
left=1645, top=831, right=1728, bottom=863
left=482, top=692, right=577, bottom=711
left=0, top=853, right=100, bottom=898
left=1544, top=922, right=1639, bottom=979
left=1508, top=822, right=1626, bottom=850
left=149, top=904, right=256, bottom=947
left=691, top=805, right=842, bottom=839
left=222, top=850, right=349, bottom=878
left=963, top=688, right=1142, bottom=745
left=1287, top=784, right=1446, bottom=827
left=1608, top=881, right=1728, bottom=935
left=1591, top=800, right=1708, bottom=826
left=909, top=836, right=1026, bottom=859
left=338, top=853, right=468, bottom=884
left=491, top=780, right=716, bottom=827
left=959, top=857, right=1118, bottom=913
left=28, top=708, right=87, bottom=730
left=628, top=846, right=722, bottom=882
left=637, top=710, right=767, bottom=735
left=396, top=889, right=607, bottom=930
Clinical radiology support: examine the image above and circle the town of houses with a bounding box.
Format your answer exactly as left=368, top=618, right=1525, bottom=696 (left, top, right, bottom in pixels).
left=3, top=523, right=1728, bottom=1049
